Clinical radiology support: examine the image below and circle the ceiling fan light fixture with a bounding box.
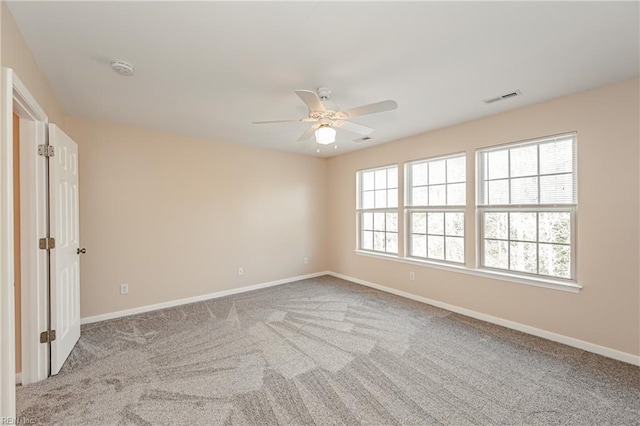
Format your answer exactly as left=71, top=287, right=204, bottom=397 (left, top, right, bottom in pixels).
left=315, top=126, right=336, bottom=145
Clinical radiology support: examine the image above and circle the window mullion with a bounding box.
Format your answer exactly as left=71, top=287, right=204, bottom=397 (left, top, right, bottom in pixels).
left=507, top=211, right=511, bottom=271
left=536, top=212, right=540, bottom=275
left=537, top=143, right=541, bottom=204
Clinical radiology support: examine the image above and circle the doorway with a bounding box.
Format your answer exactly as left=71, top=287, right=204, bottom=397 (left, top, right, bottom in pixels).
left=1, top=68, right=82, bottom=419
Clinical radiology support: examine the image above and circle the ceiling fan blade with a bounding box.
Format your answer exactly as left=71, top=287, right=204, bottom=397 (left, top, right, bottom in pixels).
left=253, top=118, right=315, bottom=124
left=296, top=90, right=326, bottom=112
left=298, top=123, right=321, bottom=141
left=333, top=120, right=374, bottom=136
left=340, top=100, right=397, bottom=118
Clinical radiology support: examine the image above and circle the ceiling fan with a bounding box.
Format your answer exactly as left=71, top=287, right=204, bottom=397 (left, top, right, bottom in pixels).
left=253, top=87, right=397, bottom=145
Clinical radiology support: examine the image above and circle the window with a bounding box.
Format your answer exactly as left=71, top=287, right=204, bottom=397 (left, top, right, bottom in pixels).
left=357, top=165, right=398, bottom=254
left=406, top=154, right=466, bottom=263
left=477, top=134, right=577, bottom=280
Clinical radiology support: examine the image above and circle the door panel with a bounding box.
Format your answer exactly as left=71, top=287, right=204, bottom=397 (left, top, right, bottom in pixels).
left=48, top=124, right=80, bottom=375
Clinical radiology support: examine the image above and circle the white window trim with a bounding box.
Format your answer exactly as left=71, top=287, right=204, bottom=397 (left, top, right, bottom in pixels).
left=353, top=249, right=581, bottom=293
left=356, top=164, right=399, bottom=255
left=351, top=136, right=581, bottom=293
left=476, top=133, right=577, bottom=282
left=405, top=152, right=467, bottom=265
left=405, top=207, right=466, bottom=265
left=357, top=208, right=400, bottom=256
left=476, top=206, right=577, bottom=283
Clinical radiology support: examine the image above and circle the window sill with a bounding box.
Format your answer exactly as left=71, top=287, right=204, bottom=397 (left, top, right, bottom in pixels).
left=353, top=250, right=581, bottom=293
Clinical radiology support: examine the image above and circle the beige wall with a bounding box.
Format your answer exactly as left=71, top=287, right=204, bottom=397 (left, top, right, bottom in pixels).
left=327, top=78, right=640, bottom=356
left=64, top=117, right=328, bottom=318
left=1, top=2, right=65, bottom=126
left=2, top=0, right=638, bottom=360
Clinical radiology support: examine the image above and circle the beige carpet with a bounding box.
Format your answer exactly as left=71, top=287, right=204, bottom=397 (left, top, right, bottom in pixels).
left=16, top=276, right=640, bottom=425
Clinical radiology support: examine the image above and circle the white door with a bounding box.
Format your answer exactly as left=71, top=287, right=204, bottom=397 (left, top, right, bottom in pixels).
left=48, top=124, right=81, bottom=375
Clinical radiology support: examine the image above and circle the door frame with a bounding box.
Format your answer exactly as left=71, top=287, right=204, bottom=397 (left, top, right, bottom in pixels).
left=1, top=68, right=49, bottom=418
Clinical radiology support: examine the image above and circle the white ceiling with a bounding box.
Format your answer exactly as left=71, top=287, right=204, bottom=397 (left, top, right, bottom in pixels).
left=7, top=1, right=639, bottom=157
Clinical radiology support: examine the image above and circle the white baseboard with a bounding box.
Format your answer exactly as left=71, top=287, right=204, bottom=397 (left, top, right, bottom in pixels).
left=15, top=372, right=21, bottom=385
left=81, top=271, right=330, bottom=325
left=328, top=271, right=640, bottom=366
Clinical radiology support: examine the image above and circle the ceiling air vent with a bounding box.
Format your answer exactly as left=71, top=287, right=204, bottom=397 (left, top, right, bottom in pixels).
left=354, top=136, right=372, bottom=143
left=483, top=90, right=522, bottom=104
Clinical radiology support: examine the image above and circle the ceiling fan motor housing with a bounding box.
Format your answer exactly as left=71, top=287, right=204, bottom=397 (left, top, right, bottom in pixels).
left=317, top=87, right=332, bottom=99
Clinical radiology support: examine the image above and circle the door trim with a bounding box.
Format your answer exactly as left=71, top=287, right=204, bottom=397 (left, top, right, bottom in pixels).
left=0, top=68, right=49, bottom=419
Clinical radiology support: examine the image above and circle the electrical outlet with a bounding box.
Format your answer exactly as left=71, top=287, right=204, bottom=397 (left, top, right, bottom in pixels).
left=120, top=283, right=129, bottom=295
left=409, top=272, right=415, bottom=281
left=238, top=267, right=244, bottom=276
left=303, top=257, right=309, bottom=264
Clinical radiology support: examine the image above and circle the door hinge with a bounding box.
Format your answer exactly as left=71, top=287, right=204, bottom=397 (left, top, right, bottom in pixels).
left=40, top=330, right=56, bottom=343
left=37, top=144, right=55, bottom=157
left=39, top=237, right=55, bottom=250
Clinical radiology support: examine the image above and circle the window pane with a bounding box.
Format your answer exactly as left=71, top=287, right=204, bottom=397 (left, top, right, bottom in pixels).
left=412, top=234, right=426, bottom=258
left=539, top=243, right=571, bottom=279
left=386, top=233, right=398, bottom=254
left=357, top=165, right=399, bottom=256
left=387, top=189, right=398, bottom=208
left=484, top=212, right=508, bottom=239
left=412, top=187, right=428, bottom=206
left=484, top=240, right=508, bottom=269
left=447, top=156, right=466, bottom=183
left=488, top=179, right=509, bottom=204
left=362, top=231, right=373, bottom=250
left=373, top=232, right=386, bottom=251
left=509, top=212, right=537, bottom=242
left=373, top=212, right=386, bottom=231
left=540, top=139, right=573, bottom=174
left=412, top=163, right=427, bottom=186
left=540, top=174, right=574, bottom=204
left=447, top=183, right=466, bottom=206
left=427, top=212, right=444, bottom=235
left=428, top=235, right=444, bottom=260
left=445, top=212, right=465, bottom=237
left=412, top=212, right=427, bottom=234
left=386, top=213, right=398, bottom=232
left=510, top=177, right=539, bottom=204
left=539, top=212, right=570, bottom=244
left=375, top=169, right=387, bottom=189
left=478, top=135, right=575, bottom=280
left=446, top=236, right=464, bottom=263
left=429, top=185, right=446, bottom=206
left=362, top=212, right=373, bottom=230
left=362, top=171, right=374, bottom=191
left=510, top=145, right=538, bottom=177
left=374, top=190, right=387, bottom=208
left=429, top=160, right=446, bottom=184
left=488, top=150, right=509, bottom=179
left=362, top=191, right=374, bottom=209
left=387, top=168, right=398, bottom=188
left=510, top=242, right=537, bottom=274
left=479, top=135, right=575, bottom=209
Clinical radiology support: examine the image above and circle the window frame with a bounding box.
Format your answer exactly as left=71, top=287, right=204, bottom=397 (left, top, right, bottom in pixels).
left=356, top=164, right=399, bottom=256
left=405, top=153, right=467, bottom=265
left=476, top=133, right=577, bottom=282
left=477, top=206, right=576, bottom=281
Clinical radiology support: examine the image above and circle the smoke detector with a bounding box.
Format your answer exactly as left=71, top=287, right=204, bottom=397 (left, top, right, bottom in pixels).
left=111, top=60, right=134, bottom=76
